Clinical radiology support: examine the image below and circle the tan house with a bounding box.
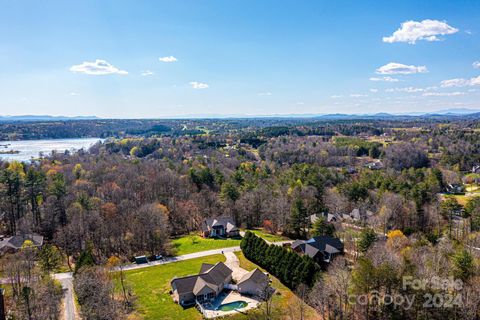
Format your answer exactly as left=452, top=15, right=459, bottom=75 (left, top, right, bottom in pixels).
left=237, top=268, right=270, bottom=296
left=171, top=262, right=233, bottom=306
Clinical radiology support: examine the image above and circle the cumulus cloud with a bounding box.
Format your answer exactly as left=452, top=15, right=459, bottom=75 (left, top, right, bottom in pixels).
left=159, top=56, right=177, bottom=62
left=141, top=70, right=154, bottom=76
left=70, top=59, right=128, bottom=75
left=376, top=62, right=428, bottom=75
left=423, top=91, right=465, bottom=96
left=189, top=81, right=209, bottom=89
left=441, top=76, right=480, bottom=87
left=383, top=19, right=458, bottom=44
left=473, top=61, right=480, bottom=69
left=369, top=76, right=399, bottom=82
left=369, top=89, right=378, bottom=93
left=258, top=92, right=272, bottom=96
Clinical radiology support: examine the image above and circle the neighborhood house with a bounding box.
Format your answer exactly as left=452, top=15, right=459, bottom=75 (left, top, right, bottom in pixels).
left=171, top=262, right=233, bottom=306
left=237, top=268, right=270, bottom=296
left=171, top=261, right=270, bottom=309
left=201, top=217, right=240, bottom=238
left=0, top=234, right=44, bottom=254
left=292, top=235, right=344, bottom=264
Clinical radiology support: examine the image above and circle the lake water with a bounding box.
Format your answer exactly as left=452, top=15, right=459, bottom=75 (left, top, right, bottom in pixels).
left=0, top=138, right=102, bottom=162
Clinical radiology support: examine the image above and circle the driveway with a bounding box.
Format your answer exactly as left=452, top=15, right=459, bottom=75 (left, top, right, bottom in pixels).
left=53, top=272, right=78, bottom=320
left=223, top=251, right=248, bottom=281
left=120, top=246, right=242, bottom=272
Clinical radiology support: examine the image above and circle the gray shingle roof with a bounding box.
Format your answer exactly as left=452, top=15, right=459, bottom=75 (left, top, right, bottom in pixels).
left=0, top=234, right=43, bottom=251
left=293, top=236, right=343, bottom=259
left=202, top=217, right=238, bottom=232
left=171, top=262, right=232, bottom=296
left=238, top=268, right=268, bottom=285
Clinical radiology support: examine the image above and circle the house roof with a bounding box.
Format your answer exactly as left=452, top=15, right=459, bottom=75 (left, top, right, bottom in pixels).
left=238, top=268, right=268, bottom=286
left=0, top=234, right=43, bottom=251
left=171, top=262, right=232, bottom=296
left=292, top=236, right=343, bottom=260
left=203, top=217, right=238, bottom=232
left=199, top=263, right=215, bottom=274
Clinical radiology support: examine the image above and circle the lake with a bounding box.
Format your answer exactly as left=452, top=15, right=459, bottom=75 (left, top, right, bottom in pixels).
left=0, top=138, right=103, bottom=162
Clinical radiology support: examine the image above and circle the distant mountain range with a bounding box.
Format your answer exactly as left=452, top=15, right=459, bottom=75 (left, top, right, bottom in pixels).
left=1, top=109, right=480, bottom=121
left=166, top=108, right=480, bottom=119
left=0, top=115, right=99, bottom=122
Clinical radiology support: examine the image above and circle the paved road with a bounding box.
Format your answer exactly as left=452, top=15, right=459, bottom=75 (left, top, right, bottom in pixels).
left=53, top=272, right=77, bottom=320
left=120, top=246, right=242, bottom=272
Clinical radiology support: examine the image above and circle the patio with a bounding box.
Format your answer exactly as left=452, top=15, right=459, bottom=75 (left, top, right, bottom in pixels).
left=198, top=290, right=261, bottom=319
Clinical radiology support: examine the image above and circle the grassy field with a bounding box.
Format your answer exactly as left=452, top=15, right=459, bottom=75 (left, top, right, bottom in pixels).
left=442, top=193, right=479, bottom=206
left=247, top=229, right=290, bottom=242
left=119, top=254, right=226, bottom=320
left=234, top=252, right=320, bottom=320
left=171, top=230, right=288, bottom=256
left=171, top=234, right=241, bottom=255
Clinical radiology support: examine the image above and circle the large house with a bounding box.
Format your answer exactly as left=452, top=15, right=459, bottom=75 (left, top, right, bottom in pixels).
left=237, top=268, right=270, bottom=296
left=292, top=236, right=344, bottom=264
left=0, top=234, right=43, bottom=254
left=201, top=217, right=240, bottom=238
left=171, top=262, right=233, bottom=306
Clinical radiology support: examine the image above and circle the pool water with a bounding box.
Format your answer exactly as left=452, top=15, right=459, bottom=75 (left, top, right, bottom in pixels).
left=217, top=300, right=248, bottom=311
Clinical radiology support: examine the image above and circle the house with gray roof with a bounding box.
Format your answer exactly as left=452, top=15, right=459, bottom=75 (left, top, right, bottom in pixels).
left=0, top=234, right=43, bottom=254
left=201, top=217, right=240, bottom=238
left=292, top=235, right=343, bottom=265
left=237, top=268, right=270, bottom=296
left=171, top=262, right=233, bottom=306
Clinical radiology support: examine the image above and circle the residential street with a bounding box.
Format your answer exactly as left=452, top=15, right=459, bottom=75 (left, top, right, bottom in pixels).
left=53, top=272, right=77, bottom=320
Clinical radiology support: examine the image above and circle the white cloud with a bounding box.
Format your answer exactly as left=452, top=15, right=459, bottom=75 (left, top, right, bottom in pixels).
left=376, top=62, right=428, bottom=75
left=189, top=81, right=209, bottom=89
left=330, top=95, right=343, bottom=98
left=69, top=92, right=79, bottom=96
left=70, top=59, right=128, bottom=75
left=141, top=70, right=154, bottom=76
left=297, top=102, right=305, bottom=105
left=386, top=87, right=426, bottom=93
left=383, top=19, right=458, bottom=44
left=473, top=61, right=480, bottom=69
left=369, top=89, right=378, bottom=93
left=258, top=92, right=272, bottom=96
left=423, top=91, right=465, bottom=96
left=369, top=76, right=399, bottom=82
left=441, top=76, right=480, bottom=87
left=159, top=56, right=177, bottom=63
left=350, top=94, right=368, bottom=98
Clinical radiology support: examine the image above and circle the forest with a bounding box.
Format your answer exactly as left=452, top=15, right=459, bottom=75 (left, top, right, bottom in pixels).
left=1, top=115, right=480, bottom=319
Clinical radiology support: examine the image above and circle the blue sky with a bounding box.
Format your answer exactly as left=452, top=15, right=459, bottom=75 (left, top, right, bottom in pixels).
left=0, top=0, right=479, bottom=118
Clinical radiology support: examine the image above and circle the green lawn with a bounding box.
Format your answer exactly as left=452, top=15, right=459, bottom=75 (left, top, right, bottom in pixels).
left=119, top=255, right=226, bottom=320
left=171, top=234, right=241, bottom=256
left=234, top=252, right=319, bottom=319
left=247, top=229, right=290, bottom=242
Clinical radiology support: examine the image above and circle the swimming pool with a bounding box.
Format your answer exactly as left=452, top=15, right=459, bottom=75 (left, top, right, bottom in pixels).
left=217, top=300, right=248, bottom=311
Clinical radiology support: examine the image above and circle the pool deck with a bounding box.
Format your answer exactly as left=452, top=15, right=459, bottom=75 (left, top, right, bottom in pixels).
left=201, top=290, right=261, bottom=318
